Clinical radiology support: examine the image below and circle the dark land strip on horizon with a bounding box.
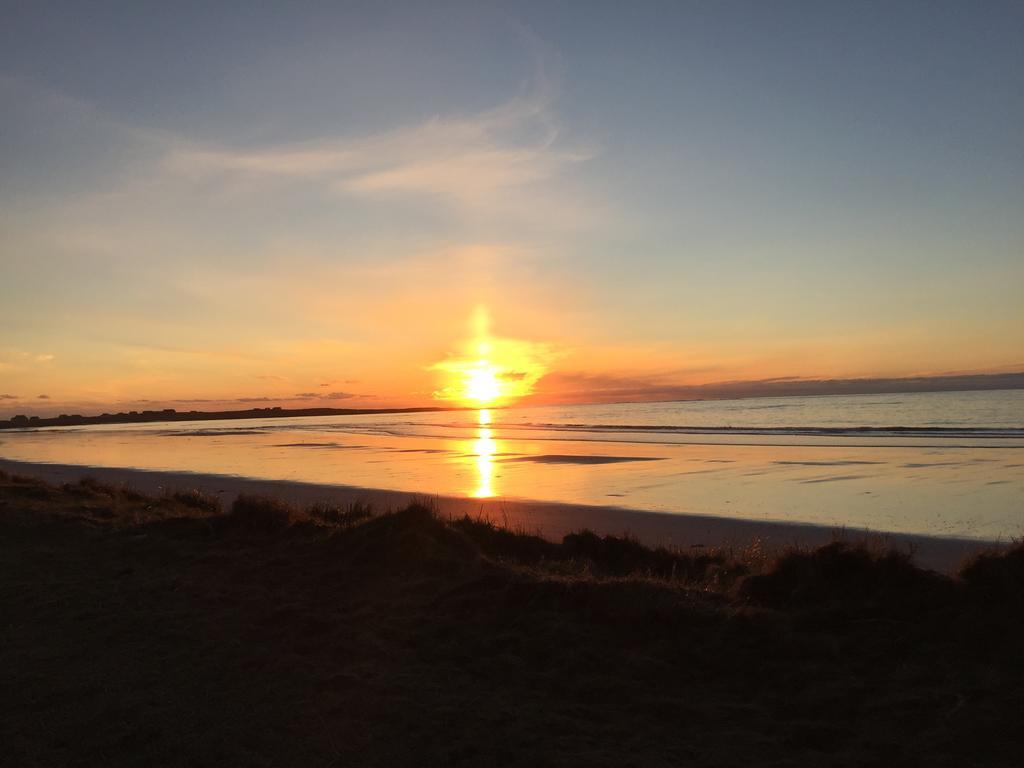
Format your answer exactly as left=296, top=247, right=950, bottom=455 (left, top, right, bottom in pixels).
left=0, top=406, right=457, bottom=431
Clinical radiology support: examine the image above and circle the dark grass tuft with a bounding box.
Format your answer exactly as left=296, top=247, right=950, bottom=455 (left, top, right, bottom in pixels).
left=306, top=500, right=375, bottom=527
left=738, top=541, right=954, bottom=613
left=2, top=472, right=57, bottom=500
left=64, top=475, right=118, bottom=497
left=449, top=514, right=560, bottom=563
left=344, top=504, right=481, bottom=576
left=165, top=488, right=221, bottom=514
left=444, top=518, right=749, bottom=586
left=958, top=542, right=1024, bottom=606
left=117, top=485, right=149, bottom=502
left=228, top=494, right=307, bottom=534
left=561, top=529, right=748, bottom=585
left=56, top=475, right=154, bottom=504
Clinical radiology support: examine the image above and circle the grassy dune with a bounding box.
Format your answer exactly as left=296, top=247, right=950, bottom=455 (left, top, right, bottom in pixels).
left=1, top=470, right=1022, bottom=766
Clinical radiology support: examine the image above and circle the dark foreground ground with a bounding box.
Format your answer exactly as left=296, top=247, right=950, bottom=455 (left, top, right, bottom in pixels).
left=1, top=471, right=1022, bottom=767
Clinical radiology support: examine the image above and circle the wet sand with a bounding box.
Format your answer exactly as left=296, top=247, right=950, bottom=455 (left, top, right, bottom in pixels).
left=0, top=458, right=996, bottom=572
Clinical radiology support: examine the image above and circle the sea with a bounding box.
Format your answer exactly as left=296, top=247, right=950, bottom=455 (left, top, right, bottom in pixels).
left=2, top=389, right=1022, bottom=540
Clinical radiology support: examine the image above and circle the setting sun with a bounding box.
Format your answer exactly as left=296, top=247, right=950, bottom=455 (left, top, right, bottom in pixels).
left=464, top=363, right=502, bottom=406
left=431, top=306, right=551, bottom=407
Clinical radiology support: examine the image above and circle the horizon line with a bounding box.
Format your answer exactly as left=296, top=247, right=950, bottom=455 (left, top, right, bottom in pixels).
left=3, top=370, right=1023, bottom=424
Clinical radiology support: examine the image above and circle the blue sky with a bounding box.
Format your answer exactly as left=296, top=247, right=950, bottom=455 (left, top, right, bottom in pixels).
left=1, top=1, right=1022, bottom=412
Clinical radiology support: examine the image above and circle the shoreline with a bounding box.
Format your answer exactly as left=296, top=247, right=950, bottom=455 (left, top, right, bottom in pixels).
left=0, top=457, right=998, bottom=572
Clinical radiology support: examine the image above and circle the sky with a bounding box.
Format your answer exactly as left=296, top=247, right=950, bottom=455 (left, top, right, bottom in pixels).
left=1, top=0, right=1023, bottom=415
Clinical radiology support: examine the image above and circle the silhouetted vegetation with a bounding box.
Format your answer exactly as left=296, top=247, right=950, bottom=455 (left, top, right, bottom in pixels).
left=2, top=471, right=1023, bottom=766
left=306, top=499, right=376, bottom=527
left=228, top=493, right=308, bottom=533
left=165, top=488, right=221, bottom=513
left=738, top=540, right=956, bottom=614
left=449, top=513, right=560, bottom=563
left=959, top=543, right=1024, bottom=606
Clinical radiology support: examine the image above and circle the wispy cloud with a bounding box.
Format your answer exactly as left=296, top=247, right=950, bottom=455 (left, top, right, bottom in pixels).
left=166, top=92, right=594, bottom=209
left=0, top=349, right=56, bottom=372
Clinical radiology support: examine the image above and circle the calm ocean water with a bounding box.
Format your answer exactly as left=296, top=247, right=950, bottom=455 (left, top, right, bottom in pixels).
left=2, top=390, right=1022, bottom=539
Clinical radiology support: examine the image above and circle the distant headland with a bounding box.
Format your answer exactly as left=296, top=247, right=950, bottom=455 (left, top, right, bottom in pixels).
left=0, top=406, right=453, bottom=430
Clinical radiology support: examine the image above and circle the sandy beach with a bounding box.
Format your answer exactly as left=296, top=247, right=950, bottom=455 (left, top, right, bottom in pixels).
left=0, top=457, right=994, bottom=572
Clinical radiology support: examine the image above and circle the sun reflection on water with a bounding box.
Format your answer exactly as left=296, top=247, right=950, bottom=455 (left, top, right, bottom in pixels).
left=471, top=408, right=497, bottom=498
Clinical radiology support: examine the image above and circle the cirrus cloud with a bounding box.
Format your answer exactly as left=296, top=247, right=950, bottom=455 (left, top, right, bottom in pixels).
left=166, top=90, right=595, bottom=211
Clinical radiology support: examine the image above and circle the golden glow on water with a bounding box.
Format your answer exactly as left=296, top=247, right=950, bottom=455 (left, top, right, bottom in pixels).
left=432, top=306, right=551, bottom=407
left=0, top=413, right=1020, bottom=538
left=471, top=408, right=497, bottom=497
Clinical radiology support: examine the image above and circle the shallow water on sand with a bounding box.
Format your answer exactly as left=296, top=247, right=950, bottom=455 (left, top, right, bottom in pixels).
left=2, top=391, right=1022, bottom=539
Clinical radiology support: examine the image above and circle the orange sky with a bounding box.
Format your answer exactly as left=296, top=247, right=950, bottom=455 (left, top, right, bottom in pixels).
left=2, top=291, right=1021, bottom=416
left=2, top=5, right=1023, bottom=416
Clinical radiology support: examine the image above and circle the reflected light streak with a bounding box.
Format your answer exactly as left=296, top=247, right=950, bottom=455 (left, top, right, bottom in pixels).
left=471, top=408, right=497, bottom=498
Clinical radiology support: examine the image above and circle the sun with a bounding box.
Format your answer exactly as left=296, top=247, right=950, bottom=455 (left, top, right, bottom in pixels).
left=465, top=363, right=502, bottom=406
left=430, top=307, right=552, bottom=408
